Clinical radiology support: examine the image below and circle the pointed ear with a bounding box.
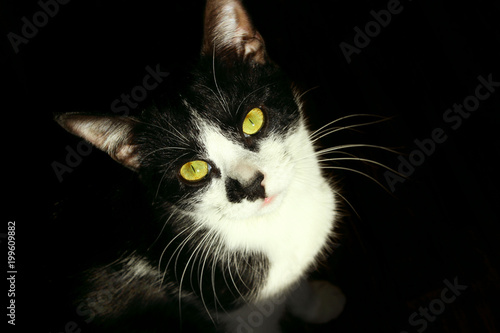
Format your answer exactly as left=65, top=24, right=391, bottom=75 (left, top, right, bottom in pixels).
left=55, top=113, right=140, bottom=171
left=202, top=0, right=268, bottom=64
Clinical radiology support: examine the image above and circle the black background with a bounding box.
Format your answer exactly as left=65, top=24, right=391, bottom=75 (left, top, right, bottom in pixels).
left=2, top=0, right=500, bottom=332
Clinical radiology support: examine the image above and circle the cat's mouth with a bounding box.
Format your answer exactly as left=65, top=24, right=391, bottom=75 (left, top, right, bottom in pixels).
left=259, top=192, right=285, bottom=214
left=262, top=195, right=277, bottom=207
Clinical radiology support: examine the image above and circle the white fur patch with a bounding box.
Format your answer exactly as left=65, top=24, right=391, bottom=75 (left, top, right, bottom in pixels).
left=183, top=117, right=337, bottom=300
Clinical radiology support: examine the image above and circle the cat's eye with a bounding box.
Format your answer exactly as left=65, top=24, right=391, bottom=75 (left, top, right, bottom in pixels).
left=179, top=160, right=210, bottom=182
left=242, top=108, right=264, bottom=136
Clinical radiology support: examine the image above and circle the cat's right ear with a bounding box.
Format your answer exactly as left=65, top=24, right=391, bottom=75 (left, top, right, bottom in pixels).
left=202, top=0, right=268, bottom=64
left=55, top=113, right=140, bottom=171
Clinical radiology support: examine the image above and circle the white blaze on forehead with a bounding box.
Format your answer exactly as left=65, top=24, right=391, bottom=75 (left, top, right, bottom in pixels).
left=202, top=124, right=253, bottom=170
left=198, top=122, right=265, bottom=185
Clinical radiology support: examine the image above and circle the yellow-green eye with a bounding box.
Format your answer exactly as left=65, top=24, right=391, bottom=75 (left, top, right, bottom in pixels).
left=242, top=108, right=264, bottom=136
left=179, top=160, right=210, bottom=182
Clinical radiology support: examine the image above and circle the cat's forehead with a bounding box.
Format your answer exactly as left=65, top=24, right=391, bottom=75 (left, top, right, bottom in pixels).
left=160, top=66, right=285, bottom=123
left=189, top=60, right=283, bottom=107
left=137, top=59, right=301, bottom=172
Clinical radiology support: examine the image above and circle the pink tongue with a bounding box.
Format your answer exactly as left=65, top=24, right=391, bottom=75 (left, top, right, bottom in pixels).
left=264, top=196, right=274, bottom=205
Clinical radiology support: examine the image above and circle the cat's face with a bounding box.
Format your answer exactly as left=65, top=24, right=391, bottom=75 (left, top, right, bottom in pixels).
left=135, top=60, right=321, bottom=244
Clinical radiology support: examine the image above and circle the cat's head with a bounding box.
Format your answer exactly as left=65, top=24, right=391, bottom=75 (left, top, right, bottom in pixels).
left=56, top=0, right=332, bottom=252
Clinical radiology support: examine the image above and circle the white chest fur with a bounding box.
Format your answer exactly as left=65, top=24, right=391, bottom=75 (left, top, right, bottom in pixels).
left=256, top=174, right=335, bottom=299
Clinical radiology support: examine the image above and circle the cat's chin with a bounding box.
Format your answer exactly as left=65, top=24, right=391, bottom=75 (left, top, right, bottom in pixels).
left=248, top=188, right=289, bottom=217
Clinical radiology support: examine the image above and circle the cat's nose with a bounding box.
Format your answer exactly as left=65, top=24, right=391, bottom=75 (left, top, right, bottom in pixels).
left=225, top=171, right=266, bottom=203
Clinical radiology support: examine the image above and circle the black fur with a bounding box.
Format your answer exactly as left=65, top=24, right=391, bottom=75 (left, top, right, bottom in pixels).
left=63, top=57, right=299, bottom=331
left=53, top=1, right=305, bottom=331
left=226, top=171, right=266, bottom=203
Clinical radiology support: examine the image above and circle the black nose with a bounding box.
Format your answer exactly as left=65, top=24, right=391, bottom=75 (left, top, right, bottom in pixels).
left=225, top=172, right=266, bottom=203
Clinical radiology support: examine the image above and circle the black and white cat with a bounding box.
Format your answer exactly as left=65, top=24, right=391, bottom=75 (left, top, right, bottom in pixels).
left=55, top=0, right=346, bottom=331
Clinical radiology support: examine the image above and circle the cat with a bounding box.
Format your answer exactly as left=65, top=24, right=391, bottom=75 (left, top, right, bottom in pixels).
left=54, top=0, right=346, bottom=331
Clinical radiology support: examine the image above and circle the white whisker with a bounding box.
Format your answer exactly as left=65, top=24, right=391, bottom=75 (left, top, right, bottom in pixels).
left=212, top=43, right=231, bottom=115
left=226, top=252, right=246, bottom=302
left=308, top=114, right=387, bottom=140
left=332, top=189, right=361, bottom=219
left=209, top=238, right=222, bottom=318
left=199, top=230, right=223, bottom=324
left=164, top=224, right=202, bottom=285
left=310, top=117, right=390, bottom=143
left=179, top=229, right=215, bottom=325
left=320, top=165, right=391, bottom=193
left=169, top=121, right=191, bottom=145
left=141, top=146, right=190, bottom=162
left=315, top=144, right=400, bottom=156
left=296, top=85, right=320, bottom=101
left=199, top=84, right=231, bottom=115
left=158, top=226, right=192, bottom=286
left=318, top=156, right=404, bottom=178
left=292, top=143, right=399, bottom=168
left=148, top=211, right=176, bottom=252
left=233, top=253, right=250, bottom=299
left=130, top=118, right=190, bottom=145
left=213, top=234, right=230, bottom=316
left=154, top=153, right=190, bottom=200
left=236, top=83, right=276, bottom=115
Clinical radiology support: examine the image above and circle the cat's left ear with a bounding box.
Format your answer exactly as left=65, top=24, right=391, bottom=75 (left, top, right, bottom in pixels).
left=202, top=0, right=268, bottom=64
left=55, top=113, right=140, bottom=171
